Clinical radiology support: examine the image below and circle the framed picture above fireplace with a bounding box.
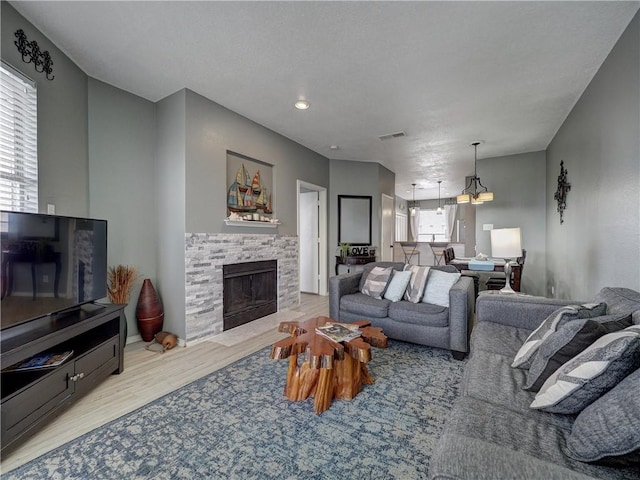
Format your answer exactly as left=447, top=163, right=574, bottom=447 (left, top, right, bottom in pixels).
left=338, top=195, right=372, bottom=246
left=226, top=151, right=274, bottom=219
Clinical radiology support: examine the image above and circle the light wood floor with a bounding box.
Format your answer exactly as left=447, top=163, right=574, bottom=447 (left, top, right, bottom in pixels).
left=1, top=293, right=329, bottom=474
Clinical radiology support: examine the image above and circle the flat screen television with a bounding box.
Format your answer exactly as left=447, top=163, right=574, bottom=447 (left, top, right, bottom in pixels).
left=1, top=211, right=108, bottom=329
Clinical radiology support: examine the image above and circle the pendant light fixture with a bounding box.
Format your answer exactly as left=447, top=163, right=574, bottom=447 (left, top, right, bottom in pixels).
left=436, top=180, right=443, bottom=215
left=457, top=142, right=494, bottom=205
left=409, top=183, right=418, bottom=216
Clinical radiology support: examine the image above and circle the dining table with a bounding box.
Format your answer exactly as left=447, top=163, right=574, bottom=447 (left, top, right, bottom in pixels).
left=450, top=257, right=522, bottom=292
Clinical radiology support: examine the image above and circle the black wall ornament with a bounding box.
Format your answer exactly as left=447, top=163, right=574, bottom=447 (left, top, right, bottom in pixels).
left=14, top=29, right=54, bottom=80
left=554, top=161, right=571, bottom=224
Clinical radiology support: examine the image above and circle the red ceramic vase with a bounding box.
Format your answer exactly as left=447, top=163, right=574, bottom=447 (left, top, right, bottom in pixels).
left=136, top=279, right=164, bottom=342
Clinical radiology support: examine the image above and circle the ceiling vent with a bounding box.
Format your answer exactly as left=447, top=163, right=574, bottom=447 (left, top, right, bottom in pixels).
left=378, top=130, right=407, bottom=141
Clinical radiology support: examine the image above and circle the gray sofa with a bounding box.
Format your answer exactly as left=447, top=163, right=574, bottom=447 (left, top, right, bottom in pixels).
left=329, top=262, right=474, bottom=359
left=430, top=287, right=640, bottom=480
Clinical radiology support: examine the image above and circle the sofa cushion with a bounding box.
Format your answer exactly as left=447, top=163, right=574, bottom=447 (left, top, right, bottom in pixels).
left=511, top=302, right=608, bottom=369
left=383, top=270, right=412, bottom=302
left=430, top=433, right=608, bottom=480
left=470, top=322, right=533, bottom=359
left=432, top=397, right=635, bottom=480
left=360, top=266, right=393, bottom=299
left=388, top=301, right=448, bottom=327
left=339, top=293, right=390, bottom=318
left=422, top=269, right=461, bottom=307
left=531, top=326, right=640, bottom=414
left=358, top=262, right=404, bottom=291
left=524, top=314, right=632, bottom=392
left=463, top=349, right=574, bottom=429
left=403, top=264, right=430, bottom=303
left=566, top=368, right=640, bottom=466
left=595, top=287, right=640, bottom=315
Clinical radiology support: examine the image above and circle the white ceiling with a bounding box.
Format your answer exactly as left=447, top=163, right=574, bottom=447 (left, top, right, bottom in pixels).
left=9, top=1, right=639, bottom=200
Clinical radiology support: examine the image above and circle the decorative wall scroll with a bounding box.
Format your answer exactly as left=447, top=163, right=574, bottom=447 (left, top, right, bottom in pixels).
left=14, top=29, right=54, bottom=80
left=554, top=160, right=571, bottom=224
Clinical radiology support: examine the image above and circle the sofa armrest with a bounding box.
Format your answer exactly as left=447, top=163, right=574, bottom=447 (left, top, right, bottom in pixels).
left=329, top=272, right=363, bottom=320
left=448, top=276, right=474, bottom=353
left=476, top=293, right=585, bottom=331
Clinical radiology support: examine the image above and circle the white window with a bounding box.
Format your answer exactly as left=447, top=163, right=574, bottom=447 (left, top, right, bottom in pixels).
left=0, top=62, right=38, bottom=212
left=395, top=212, right=408, bottom=242
left=418, top=209, right=447, bottom=242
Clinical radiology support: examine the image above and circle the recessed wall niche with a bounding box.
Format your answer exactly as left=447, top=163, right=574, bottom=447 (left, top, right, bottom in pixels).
left=226, top=152, right=274, bottom=218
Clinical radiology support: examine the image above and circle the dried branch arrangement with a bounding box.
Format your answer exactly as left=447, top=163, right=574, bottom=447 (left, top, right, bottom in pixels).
left=107, top=265, right=139, bottom=304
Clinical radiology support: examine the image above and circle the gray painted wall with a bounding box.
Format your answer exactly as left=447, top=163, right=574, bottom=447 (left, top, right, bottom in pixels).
left=475, top=151, right=547, bottom=296
left=88, top=78, right=157, bottom=335
left=183, top=89, right=330, bottom=235
left=546, top=12, right=639, bottom=300
left=1, top=3, right=88, bottom=217
left=329, top=160, right=395, bottom=272
left=156, top=91, right=187, bottom=339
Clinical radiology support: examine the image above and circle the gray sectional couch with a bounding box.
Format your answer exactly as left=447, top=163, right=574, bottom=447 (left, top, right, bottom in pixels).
left=430, top=288, right=640, bottom=480
left=329, top=262, right=474, bottom=359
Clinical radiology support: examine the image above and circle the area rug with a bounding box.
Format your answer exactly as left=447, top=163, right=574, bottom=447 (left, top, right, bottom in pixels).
left=3, top=341, right=465, bottom=480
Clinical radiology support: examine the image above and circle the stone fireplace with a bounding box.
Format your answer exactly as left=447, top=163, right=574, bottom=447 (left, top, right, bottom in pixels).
left=223, top=260, right=277, bottom=331
left=185, top=233, right=298, bottom=341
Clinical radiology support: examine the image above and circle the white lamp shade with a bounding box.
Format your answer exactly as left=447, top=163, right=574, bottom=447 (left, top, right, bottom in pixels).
left=491, top=228, right=522, bottom=258
left=477, top=191, right=494, bottom=202
left=456, top=193, right=471, bottom=204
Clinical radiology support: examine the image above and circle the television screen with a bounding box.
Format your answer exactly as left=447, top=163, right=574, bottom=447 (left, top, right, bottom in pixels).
left=1, top=211, right=108, bottom=329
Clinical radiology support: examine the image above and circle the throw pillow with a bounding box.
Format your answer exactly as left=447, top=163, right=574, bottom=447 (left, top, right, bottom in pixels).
left=383, top=271, right=412, bottom=302
left=403, top=265, right=431, bottom=303
left=524, top=314, right=632, bottom=392
left=361, top=266, right=393, bottom=299
left=422, top=269, right=461, bottom=308
left=566, top=368, right=640, bottom=466
left=511, top=302, right=607, bottom=369
left=530, top=325, right=640, bottom=414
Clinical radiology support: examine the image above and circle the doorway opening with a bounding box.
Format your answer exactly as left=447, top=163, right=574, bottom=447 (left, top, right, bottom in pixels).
left=297, top=181, right=328, bottom=296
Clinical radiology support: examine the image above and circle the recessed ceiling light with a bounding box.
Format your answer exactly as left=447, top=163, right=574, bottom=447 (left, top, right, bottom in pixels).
left=294, top=100, right=310, bottom=110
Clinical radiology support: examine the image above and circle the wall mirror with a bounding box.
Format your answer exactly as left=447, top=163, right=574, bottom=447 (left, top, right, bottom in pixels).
left=338, top=195, right=372, bottom=246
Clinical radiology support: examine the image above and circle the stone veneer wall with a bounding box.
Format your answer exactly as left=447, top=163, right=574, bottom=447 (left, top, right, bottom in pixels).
left=185, top=233, right=299, bottom=341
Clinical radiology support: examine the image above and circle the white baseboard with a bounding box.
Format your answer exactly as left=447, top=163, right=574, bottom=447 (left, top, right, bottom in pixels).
left=126, top=334, right=142, bottom=345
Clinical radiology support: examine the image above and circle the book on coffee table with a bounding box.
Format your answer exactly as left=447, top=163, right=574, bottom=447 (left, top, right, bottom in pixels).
left=315, top=323, right=361, bottom=343
left=5, top=351, right=74, bottom=372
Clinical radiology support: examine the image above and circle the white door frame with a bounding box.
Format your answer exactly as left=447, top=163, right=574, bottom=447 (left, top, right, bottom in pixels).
left=297, top=180, right=328, bottom=296
left=381, top=193, right=395, bottom=262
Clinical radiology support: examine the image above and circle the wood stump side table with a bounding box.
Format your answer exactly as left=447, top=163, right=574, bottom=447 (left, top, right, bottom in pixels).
left=270, top=316, right=387, bottom=414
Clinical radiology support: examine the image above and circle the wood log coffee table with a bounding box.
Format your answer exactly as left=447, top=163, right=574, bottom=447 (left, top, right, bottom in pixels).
left=270, top=316, right=387, bottom=414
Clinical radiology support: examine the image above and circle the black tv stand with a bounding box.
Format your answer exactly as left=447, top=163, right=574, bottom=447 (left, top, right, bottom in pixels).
left=0, top=303, right=125, bottom=456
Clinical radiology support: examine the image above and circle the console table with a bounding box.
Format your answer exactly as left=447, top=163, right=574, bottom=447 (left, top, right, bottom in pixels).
left=335, top=255, right=376, bottom=275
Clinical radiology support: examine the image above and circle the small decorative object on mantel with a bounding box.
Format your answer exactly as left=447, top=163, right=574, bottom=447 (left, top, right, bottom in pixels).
left=136, top=279, right=164, bottom=342
left=554, top=160, right=571, bottom=224
left=14, top=29, right=54, bottom=80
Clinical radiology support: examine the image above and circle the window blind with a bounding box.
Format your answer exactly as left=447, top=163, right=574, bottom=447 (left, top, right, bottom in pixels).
left=0, top=62, right=38, bottom=213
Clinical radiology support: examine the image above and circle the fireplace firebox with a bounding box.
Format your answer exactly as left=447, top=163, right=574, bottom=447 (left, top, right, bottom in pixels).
left=223, top=260, right=277, bottom=331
